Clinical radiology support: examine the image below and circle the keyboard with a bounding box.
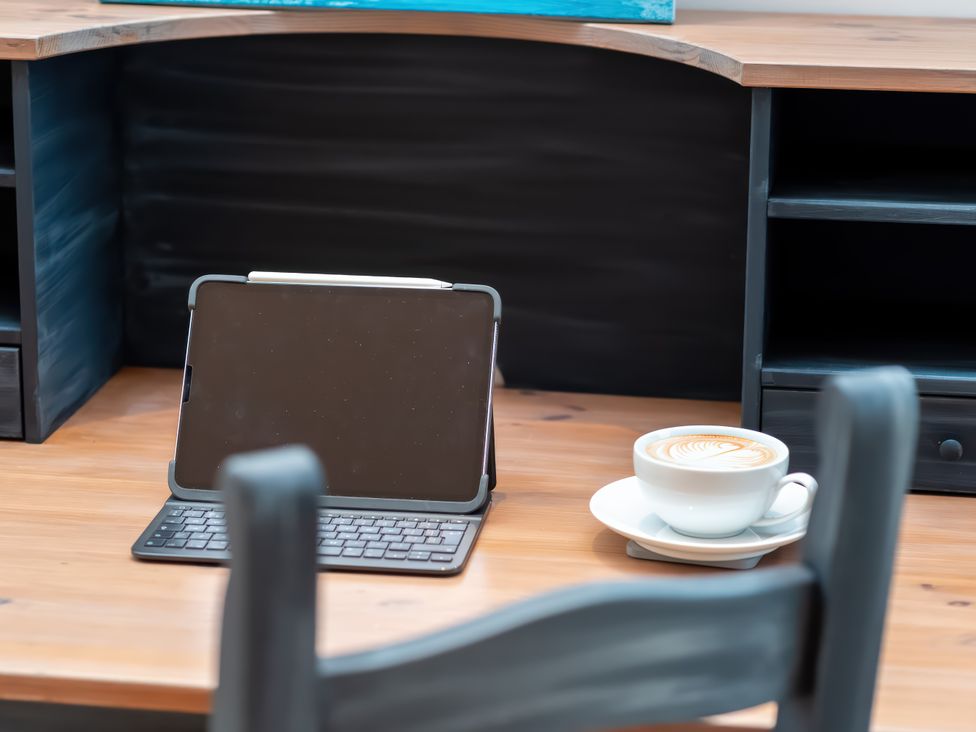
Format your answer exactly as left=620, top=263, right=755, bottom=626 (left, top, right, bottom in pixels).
left=132, top=500, right=485, bottom=575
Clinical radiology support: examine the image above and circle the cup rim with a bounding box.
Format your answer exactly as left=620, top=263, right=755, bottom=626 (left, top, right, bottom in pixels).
left=634, top=425, right=789, bottom=474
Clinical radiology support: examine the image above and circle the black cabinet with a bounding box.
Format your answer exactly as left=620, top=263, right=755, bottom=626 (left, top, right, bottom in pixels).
left=742, top=88, right=976, bottom=494
left=763, top=388, right=976, bottom=493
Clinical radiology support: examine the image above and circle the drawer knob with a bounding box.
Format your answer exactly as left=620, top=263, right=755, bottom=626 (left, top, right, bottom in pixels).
left=939, top=439, right=964, bottom=462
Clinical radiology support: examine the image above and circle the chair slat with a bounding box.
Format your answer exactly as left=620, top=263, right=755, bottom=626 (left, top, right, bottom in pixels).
left=323, top=567, right=814, bottom=732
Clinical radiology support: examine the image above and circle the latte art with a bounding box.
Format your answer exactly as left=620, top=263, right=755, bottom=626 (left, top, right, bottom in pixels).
left=646, top=433, right=778, bottom=470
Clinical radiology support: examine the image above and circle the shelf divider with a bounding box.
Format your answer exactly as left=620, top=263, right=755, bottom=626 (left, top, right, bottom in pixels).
left=767, top=191, right=976, bottom=226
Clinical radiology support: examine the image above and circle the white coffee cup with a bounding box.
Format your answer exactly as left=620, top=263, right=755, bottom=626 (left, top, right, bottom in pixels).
left=633, top=425, right=817, bottom=539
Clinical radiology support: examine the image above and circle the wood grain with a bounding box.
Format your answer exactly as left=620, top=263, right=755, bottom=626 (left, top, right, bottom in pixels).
left=0, top=368, right=974, bottom=732
left=1, top=3, right=976, bottom=92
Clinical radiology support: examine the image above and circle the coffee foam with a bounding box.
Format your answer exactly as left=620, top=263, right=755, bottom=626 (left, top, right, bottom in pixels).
left=645, top=433, right=778, bottom=470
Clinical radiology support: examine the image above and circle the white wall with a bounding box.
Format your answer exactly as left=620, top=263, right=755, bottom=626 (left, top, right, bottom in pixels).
left=680, top=0, right=976, bottom=18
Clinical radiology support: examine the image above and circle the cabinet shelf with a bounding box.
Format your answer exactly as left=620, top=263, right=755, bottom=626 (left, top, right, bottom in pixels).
left=768, top=185, right=976, bottom=226
left=764, top=218, right=976, bottom=399
left=762, top=355, right=976, bottom=397
left=770, top=89, right=976, bottom=227
left=0, top=288, right=19, bottom=345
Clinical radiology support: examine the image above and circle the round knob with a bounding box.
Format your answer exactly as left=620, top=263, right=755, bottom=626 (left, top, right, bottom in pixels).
left=939, top=439, right=963, bottom=461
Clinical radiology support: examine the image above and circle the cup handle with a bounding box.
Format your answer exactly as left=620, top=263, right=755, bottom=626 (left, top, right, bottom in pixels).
left=751, top=472, right=818, bottom=528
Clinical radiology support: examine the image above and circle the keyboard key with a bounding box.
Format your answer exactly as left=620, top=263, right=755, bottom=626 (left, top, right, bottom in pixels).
left=206, top=518, right=226, bottom=526
left=158, top=523, right=182, bottom=532
left=319, top=531, right=337, bottom=540
left=374, top=519, right=396, bottom=527
left=338, top=532, right=359, bottom=541
left=319, top=546, right=342, bottom=556
left=342, top=547, right=364, bottom=558
left=448, top=519, right=468, bottom=525
left=358, top=526, right=380, bottom=535
left=366, top=541, right=389, bottom=550
left=345, top=540, right=366, bottom=549
left=396, top=521, right=418, bottom=529
left=206, top=540, right=228, bottom=550
left=183, top=517, right=205, bottom=526
left=435, top=543, right=458, bottom=553
left=423, top=529, right=439, bottom=537
left=334, top=518, right=353, bottom=525
left=384, top=551, right=408, bottom=560
left=165, top=539, right=187, bottom=548
left=408, top=551, right=431, bottom=561
left=430, top=554, right=454, bottom=562
left=364, top=549, right=385, bottom=559
left=442, top=531, right=464, bottom=545
left=166, top=509, right=184, bottom=518
left=379, top=527, right=402, bottom=536
left=346, top=514, right=362, bottom=520
left=353, top=519, right=374, bottom=526
left=321, top=539, right=344, bottom=547
left=209, top=525, right=228, bottom=534
left=404, top=536, right=426, bottom=544
left=187, top=540, right=208, bottom=550
left=402, top=528, right=422, bottom=536
left=144, top=539, right=167, bottom=547
left=186, top=510, right=205, bottom=518
left=152, top=530, right=175, bottom=540
left=388, top=543, right=410, bottom=552
left=173, top=531, right=192, bottom=540
left=425, top=537, right=442, bottom=545
left=418, top=522, right=439, bottom=530
left=190, top=532, right=212, bottom=541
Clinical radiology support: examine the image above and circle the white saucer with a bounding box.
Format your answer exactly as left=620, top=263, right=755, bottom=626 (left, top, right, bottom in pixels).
left=589, top=476, right=808, bottom=565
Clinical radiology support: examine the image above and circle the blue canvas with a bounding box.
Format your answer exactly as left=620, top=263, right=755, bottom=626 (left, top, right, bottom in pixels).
left=99, top=0, right=674, bottom=23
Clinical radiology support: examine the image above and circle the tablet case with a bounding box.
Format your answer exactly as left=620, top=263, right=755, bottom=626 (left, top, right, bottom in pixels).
left=169, top=274, right=498, bottom=514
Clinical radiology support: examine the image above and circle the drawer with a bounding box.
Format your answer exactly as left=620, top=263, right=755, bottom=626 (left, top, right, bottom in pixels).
left=762, top=388, right=976, bottom=494
left=0, top=346, right=22, bottom=439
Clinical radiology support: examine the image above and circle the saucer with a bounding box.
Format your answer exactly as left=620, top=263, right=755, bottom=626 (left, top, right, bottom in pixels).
left=589, top=476, right=808, bottom=566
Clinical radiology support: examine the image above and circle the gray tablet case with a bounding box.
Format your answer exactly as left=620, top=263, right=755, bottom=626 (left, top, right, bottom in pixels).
left=169, top=272, right=499, bottom=514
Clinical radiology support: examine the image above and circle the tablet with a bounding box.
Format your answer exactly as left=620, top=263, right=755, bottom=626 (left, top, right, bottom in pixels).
left=170, top=273, right=499, bottom=513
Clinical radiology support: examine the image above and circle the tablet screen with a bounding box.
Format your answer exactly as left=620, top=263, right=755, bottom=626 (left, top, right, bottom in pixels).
left=174, top=281, right=496, bottom=503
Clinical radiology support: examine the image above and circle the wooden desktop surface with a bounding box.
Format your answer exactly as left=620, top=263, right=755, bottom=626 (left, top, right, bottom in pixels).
left=0, top=368, right=973, bottom=730
left=4, top=2, right=976, bottom=92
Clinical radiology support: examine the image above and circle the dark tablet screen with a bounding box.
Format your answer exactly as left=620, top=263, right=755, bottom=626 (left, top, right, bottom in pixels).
left=174, top=281, right=497, bottom=503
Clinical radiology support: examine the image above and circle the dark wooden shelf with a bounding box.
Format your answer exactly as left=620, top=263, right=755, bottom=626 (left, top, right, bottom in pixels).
left=763, top=357, right=976, bottom=397
left=767, top=190, right=976, bottom=226
left=0, top=307, right=20, bottom=345
left=0, top=263, right=19, bottom=345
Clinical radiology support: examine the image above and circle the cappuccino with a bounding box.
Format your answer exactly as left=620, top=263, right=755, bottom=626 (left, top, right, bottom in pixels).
left=645, top=433, right=777, bottom=470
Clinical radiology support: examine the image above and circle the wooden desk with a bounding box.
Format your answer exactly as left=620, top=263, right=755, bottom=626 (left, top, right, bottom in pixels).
left=0, top=368, right=973, bottom=730
left=4, top=3, right=976, bottom=92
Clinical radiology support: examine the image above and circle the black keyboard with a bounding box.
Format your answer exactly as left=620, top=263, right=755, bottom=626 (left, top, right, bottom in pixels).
left=132, top=500, right=485, bottom=575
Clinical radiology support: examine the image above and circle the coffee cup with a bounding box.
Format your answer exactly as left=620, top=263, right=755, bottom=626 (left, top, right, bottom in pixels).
left=633, top=425, right=817, bottom=539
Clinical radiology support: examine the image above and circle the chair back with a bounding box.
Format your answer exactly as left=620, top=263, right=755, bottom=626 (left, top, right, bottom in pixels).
left=211, top=367, right=917, bottom=732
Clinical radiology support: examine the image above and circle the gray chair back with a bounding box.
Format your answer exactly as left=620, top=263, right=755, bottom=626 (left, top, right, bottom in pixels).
left=211, top=367, right=918, bottom=732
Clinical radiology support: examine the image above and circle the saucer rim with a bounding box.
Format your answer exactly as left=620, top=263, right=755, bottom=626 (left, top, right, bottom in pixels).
left=589, top=475, right=807, bottom=555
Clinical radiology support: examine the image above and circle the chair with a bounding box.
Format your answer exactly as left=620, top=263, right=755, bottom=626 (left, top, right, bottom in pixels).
left=211, top=367, right=918, bottom=732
